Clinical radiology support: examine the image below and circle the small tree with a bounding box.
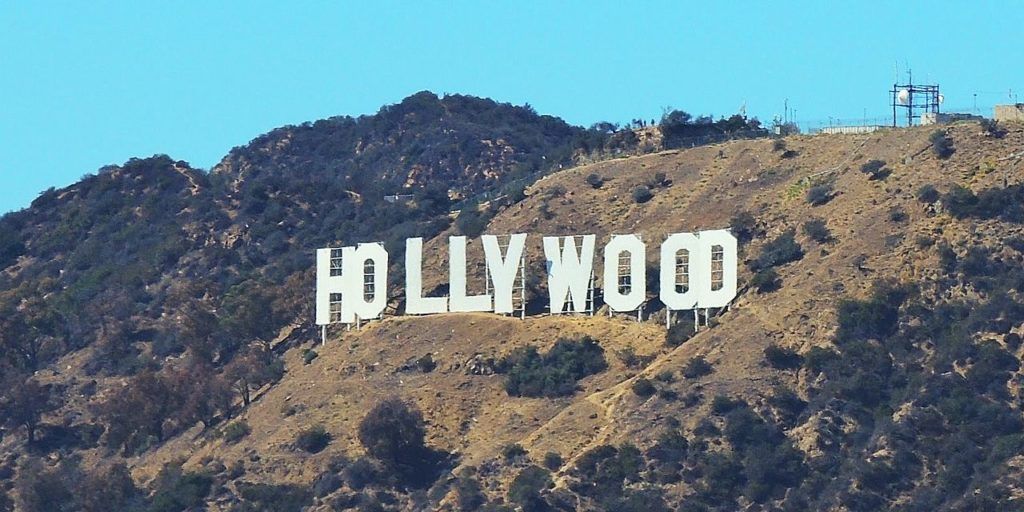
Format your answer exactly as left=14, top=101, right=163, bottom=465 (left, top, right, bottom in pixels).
left=220, top=281, right=283, bottom=350
left=225, top=345, right=284, bottom=407
left=358, top=397, right=427, bottom=467
left=0, top=377, right=59, bottom=444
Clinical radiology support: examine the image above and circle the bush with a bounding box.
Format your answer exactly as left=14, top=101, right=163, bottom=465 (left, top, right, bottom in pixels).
left=917, top=184, right=940, bottom=203
left=631, top=378, right=656, bottom=398
left=223, top=421, right=251, bottom=444
left=682, top=356, right=713, bottom=379
left=730, top=211, right=759, bottom=244
left=543, top=452, right=563, bottom=471
left=149, top=465, right=213, bottom=512
left=358, top=398, right=428, bottom=464
left=649, top=172, right=668, bottom=188
left=980, top=118, right=1005, bottom=138
left=806, top=183, right=833, bottom=206
left=0, top=224, right=25, bottom=270
left=455, top=208, right=489, bottom=237
left=835, top=286, right=904, bottom=345
left=585, top=173, right=604, bottom=189
left=747, top=268, right=778, bottom=294
left=498, top=337, right=607, bottom=397
left=296, top=425, right=331, bottom=453
left=802, top=218, right=831, bottom=243
left=508, top=466, right=552, bottom=510
left=454, top=474, right=486, bottom=511
left=764, top=345, right=803, bottom=370
left=752, top=229, right=803, bottom=270
left=502, top=443, right=528, bottom=462
left=860, top=160, right=889, bottom=180
left=772, top=139, right=787, bottom=152
left=930, top=130, right=954, bottom=159
left=235, top=482, right=312, bottom=512
left=302, top=349, right=318, bottom=365
left=416, top=354, right=437, bottom=373
left=632, top=186, right=653, bottom=204
left=889, top=206, right=908, bottom=223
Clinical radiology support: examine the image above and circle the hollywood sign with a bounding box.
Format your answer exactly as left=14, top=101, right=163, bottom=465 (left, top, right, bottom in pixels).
left=315, top=230, right=737, bottom=329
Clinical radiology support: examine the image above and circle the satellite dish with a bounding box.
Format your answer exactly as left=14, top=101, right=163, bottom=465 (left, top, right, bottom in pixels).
left=938, top=94, right=945, bottom=104
left=897, top=89, right=910, bottom=104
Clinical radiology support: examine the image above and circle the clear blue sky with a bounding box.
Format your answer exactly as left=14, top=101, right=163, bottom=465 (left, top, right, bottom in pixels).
left=2, top=1, right=1021, bottom=213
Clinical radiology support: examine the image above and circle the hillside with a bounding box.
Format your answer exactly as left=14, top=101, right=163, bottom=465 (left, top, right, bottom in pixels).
left=3, top=100, right=1024, bottom=512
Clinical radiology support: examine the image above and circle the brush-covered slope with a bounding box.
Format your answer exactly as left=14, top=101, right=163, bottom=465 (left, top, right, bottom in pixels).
left=102, top=123, right=1024, bottom=511
left=5, top=115, right=1024, bottom=512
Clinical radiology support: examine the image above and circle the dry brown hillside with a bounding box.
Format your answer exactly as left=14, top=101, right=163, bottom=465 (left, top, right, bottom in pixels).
left=106, top=122, right=1024, bottom=510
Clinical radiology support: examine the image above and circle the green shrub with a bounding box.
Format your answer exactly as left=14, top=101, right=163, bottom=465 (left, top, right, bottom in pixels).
left=750, top=268, right=780, bottom=293
left=682, top=356, right=713, bottom=379
left=917, top=184, right=940, bottom=203
left=223, top=421, right=251, bottom=444
left=235, top=482, right=312, bottom=512
left=502, top=443, right=528, bottom=462
left=498, top=336, right=607, bottom=397
left=889, top=206, right=908, bottom=223
left=296, top=425, right=331, bottom=453
left=802, top=218, right=831, bottom=243
left=149, top=465, right=213, bottom=512
left=752, top=229, right=803, bottom=270
left=455, top=473, right=486, bottom=511
left=455, top=208, right=489, bottom=237
left=543, top=452, right=563, bottom=471
left=711, top=395, right=744, bottom=414
left=632, top=186, right=653, bottom=204
left=302, top=349, right=318, bottom=365
left=730, top=211, right=759, bottom=244
left=585, top=173, right=604, bottom=189
left=631, top=378, right=656, bottom=398
left=806, top=183, right=833, bottom=206
left=508, top=466, right=552, bottom=509
left=416, top=354, right=437, bottom=373
left=835, top=283, right=908, bottom=345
